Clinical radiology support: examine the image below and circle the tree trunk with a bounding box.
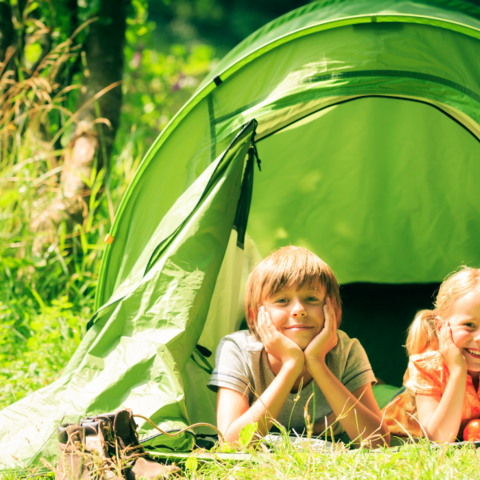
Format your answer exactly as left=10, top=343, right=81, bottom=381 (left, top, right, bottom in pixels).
left=33, top=0, right=126, bottom=235
left=74, top=0, right=126, bottom=167
left=0, top=0, right=14, bottom=64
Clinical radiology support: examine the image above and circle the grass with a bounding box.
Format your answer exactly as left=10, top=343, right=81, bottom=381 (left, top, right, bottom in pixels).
left=3, top=438, right=480, bottom=479
left=177, top=440, right=480, bottom=479
left=0, top=89, right=140, bottom=408
left=0, top=121, right=144, bottom=409
left=197, top=442, right=480, bottom=479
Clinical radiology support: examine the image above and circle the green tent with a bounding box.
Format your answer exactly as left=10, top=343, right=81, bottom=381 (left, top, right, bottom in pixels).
left=3, top=0, right=480, bottom=468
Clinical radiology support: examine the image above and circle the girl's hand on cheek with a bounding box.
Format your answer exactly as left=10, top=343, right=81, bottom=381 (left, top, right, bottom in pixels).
left=257, top=306, right=304, bottom=369
left=438, top=317, right=467, bottom=373
left=305, top=297, right=338, bottom=369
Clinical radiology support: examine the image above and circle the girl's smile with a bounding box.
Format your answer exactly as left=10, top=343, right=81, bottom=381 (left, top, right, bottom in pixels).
left=446, top=290, right=480, bottom=373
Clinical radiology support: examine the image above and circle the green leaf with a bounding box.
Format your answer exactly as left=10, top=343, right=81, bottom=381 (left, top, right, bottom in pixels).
left=219, top=442, right=236, bottom=453
left=239, top=422, right=257, bottom=446
left=29, top=288, right=45, bottom=310
left=24, top=43, right=42, bottom=66
left=386, top=453, right=405, bottom=465
left=185, top=455, right=198, bottom=472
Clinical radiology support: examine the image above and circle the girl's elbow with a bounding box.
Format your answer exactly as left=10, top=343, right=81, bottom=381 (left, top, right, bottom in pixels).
left=425, top=429, right=456, bottom=444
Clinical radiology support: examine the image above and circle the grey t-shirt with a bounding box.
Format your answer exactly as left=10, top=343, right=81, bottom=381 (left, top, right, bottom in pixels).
left=207, top=330, right=376, bottom=435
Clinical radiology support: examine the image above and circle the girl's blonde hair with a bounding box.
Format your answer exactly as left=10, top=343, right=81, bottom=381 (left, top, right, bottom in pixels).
left=244, top=246, right=341, bottom=340
left=406, top=266, right=480, bottom=356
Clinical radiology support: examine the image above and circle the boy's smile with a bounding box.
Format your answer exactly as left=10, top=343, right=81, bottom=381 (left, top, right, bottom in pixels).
left=446, top=290, right=480, bottom=375
left=263, top=284, right=327, bottom=350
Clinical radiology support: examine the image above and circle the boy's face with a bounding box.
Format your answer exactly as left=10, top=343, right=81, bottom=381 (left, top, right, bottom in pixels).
left=262, top=283, right=327, bottom=350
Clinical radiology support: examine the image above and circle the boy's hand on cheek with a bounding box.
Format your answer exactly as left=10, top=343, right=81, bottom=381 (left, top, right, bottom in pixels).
left=305, top=297, right=338, bottom=370
left=257, top=306, right=304, bottom=370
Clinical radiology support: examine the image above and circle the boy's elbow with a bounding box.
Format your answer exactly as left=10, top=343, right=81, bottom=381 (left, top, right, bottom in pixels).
left=376, top=419, right=391, bottom=447
left=357, top=419, right=391, bottom=449
left=222, top=431, right=239, bottom=445
left=220, top=426, right=261, bottom=446
left=379, top=422, right=391, bottom=447
left=217, top=421, right=240, bottom=445
left=358, top=430, right=390, bottom=449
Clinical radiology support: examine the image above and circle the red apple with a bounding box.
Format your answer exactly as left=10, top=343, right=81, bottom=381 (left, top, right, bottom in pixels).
left=463, top=419, right=480, bottom=441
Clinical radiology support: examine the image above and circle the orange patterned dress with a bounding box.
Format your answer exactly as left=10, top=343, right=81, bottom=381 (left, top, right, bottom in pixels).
left=383, top=350, right=480, bottom=437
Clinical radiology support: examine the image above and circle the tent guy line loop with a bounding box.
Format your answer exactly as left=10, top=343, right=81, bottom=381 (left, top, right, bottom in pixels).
left=249, top=144, right=262, bottom=172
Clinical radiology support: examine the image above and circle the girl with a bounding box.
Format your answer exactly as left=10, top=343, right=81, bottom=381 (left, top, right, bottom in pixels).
left=384, top=267, right=480, bottom=443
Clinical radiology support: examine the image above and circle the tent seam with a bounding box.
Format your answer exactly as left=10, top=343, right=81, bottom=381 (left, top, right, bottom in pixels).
left=204, top=14, right=480, bottom=91
left=208, top=94, right=217, bottom=163
left=216, top=70, right=480, bottom=124
left=256, top=94, right=480, bottom=144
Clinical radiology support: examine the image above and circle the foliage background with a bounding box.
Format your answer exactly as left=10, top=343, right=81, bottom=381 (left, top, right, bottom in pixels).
left=0, top=0, right=311, bottom=411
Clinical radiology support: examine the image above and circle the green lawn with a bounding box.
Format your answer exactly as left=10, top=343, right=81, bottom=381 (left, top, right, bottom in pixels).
left=3, top=439, right=480, bottom=479
left=180, top=441, right=480, bottom=479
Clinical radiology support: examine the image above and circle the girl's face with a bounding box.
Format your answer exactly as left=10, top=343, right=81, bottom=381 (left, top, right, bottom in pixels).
left=261, top=284, right=327, bottom=350
left=446, top=290, right=480, bottom=375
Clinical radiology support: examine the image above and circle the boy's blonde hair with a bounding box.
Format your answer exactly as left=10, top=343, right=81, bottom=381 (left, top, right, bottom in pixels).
left=244, top=246, right=342, bottom=339
left=406, top=266, right=480, bottom=356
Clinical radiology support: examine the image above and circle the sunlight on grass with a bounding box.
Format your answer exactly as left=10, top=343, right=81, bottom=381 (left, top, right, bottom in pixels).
left=4, top=438, right=480, bottom=479
left=179, top=439, right=480, bottom=479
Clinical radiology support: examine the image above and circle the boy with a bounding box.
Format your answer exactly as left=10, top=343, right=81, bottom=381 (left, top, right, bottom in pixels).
left=207, top=246, right=389, bottom=447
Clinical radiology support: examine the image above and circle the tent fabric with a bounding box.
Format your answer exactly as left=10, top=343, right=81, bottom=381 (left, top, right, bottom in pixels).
left=96, top=0, right=480, bottom=309
left=0, top=122, right=257, bottom=468
left=3, top=0, right=480, bottom=468
left=251, top=96, right=480, bottom=283
left=199, top=0, right=480, bottom=90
